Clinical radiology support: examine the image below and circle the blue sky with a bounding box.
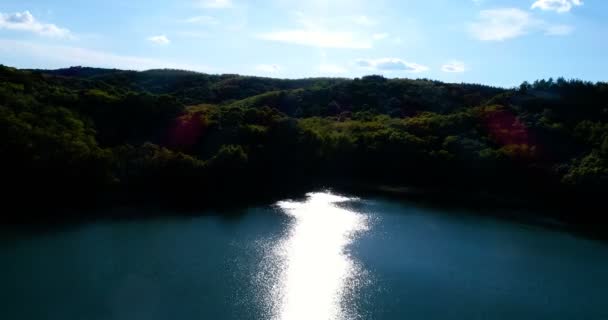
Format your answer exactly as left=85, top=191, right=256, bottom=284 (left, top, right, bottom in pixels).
left=0, top=0, right=605, bottom=87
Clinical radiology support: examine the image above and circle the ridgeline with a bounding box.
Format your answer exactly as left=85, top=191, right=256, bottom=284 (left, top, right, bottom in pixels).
left=1, top=65, right=606, bottom=225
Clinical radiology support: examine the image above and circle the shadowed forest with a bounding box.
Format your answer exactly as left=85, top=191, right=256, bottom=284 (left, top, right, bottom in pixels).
left=1, top=65, right=607, bottom=224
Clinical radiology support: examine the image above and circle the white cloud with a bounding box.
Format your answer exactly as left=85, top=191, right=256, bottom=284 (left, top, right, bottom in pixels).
left=545, top=24, right=574, bottom=35
left=258, top=30, right=372, bottom=49
left=176, top=31, right=210, bottom=39
left=318, top=64, right=348, bottom=74
left=441, top=61, right=466, bottom=73
left=196, top=0, right=233, bottom=9
left=351, top=15, right=376, bottom=26
left=258, top=12, right=383, bottom=49
left=531, top=0, right=583, bottom=13
left=470, top=8, right=574, bottom=41
left=147, top=35, right=170, bottom=45
left=255, top=64, right=281, bottom=73
left=391, top=37, right=403, bottom=45
left=0, top=11, right=71, bottom=38
left=470, top=8, right=535, bottom=41
left=183, top=15, right=219, bottom=25
left=356, top=58, right=429, bottom=73
left=372, top=33, right=389, bottom=40
left=0, top=39, right=211, bottom=72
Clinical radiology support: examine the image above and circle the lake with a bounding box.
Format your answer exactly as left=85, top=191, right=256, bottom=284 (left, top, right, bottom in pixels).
left=1, top=191, right=607, bottom=319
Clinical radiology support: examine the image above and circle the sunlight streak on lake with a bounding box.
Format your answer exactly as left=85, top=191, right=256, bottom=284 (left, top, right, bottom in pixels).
left=260, top=192, right=370, bottom=320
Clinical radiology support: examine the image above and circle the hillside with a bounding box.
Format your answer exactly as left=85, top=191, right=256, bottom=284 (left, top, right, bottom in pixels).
left=1, top=65, right=607, bottom=224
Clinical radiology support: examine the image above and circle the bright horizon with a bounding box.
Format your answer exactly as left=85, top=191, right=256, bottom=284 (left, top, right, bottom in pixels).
left=1, top=0, right=606, bottom=87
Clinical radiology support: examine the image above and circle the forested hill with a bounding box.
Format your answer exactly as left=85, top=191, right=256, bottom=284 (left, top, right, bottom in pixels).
left=33, top=66, right=350, bottom=105
left=1, top=65, right=607, bottom=223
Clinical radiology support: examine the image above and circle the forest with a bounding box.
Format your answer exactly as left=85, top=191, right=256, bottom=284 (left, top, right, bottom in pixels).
left=1, top=65, right=607, bottom=224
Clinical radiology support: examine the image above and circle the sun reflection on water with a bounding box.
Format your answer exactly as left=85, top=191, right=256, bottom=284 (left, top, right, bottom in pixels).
left=259, top=192, right=370, bottom=320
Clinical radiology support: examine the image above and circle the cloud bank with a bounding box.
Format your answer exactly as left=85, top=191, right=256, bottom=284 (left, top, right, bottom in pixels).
left=0, top=39, right=210, bottom=72
left=258, top=30, right=372, bottom=49
left=148, top=35, right=171, bottom=45
left=441, top=61, right=466, bottom=73
left=470, top=8, right=574, bottom=41
left=531, top=0, right=583, bottom=13
left=0, top=11, right=71, bottom=38
left=356, top=58, right=429, bottom=73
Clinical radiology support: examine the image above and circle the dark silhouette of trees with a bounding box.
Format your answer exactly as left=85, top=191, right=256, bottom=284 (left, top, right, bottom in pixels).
left=1, top=65, right=607, bottom=223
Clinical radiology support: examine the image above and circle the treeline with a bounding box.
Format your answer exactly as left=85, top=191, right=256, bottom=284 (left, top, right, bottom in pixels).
left=1, top=65, right=607, bottom=223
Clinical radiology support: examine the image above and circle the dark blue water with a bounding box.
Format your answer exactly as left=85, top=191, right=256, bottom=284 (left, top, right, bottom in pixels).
left=1, top=192, right=607, bottom=319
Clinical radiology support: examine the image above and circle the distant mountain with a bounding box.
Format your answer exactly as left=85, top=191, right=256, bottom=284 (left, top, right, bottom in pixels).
left=32, top=66, right=350, bottom=105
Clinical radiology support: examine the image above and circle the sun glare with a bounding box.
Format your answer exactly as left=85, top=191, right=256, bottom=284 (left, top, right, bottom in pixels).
left=260, top=192, right=370, bottom=320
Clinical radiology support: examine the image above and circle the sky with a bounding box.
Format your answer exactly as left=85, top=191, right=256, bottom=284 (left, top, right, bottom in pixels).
left=0, top=0, right=606, bottom=87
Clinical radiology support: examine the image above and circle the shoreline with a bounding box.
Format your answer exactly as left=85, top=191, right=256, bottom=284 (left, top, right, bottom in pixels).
left=3, top=181, right=607, bottom=242
left=331, top=182, right=607, bottom=242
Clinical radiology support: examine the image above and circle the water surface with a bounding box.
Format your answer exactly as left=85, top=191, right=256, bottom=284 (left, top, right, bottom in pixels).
left=1, top=191, right=607, bottom=319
